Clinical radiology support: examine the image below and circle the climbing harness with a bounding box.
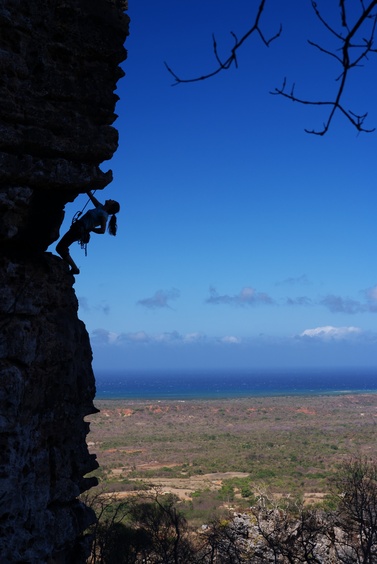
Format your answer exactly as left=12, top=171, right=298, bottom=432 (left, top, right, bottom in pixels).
left=71, top=191, right=97, bottom=256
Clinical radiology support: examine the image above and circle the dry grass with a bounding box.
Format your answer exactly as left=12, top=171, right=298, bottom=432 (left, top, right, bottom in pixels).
left=86, top=394, right=377, bottom=502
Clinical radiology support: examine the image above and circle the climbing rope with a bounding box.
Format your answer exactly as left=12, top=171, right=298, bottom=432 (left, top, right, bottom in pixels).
left=71, top=190, right=97, bottom=256
left=71, top=190, right=96, bottom=225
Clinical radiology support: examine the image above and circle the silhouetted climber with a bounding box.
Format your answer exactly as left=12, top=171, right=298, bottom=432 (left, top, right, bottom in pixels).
left=56, top=190, right=120, bottom=275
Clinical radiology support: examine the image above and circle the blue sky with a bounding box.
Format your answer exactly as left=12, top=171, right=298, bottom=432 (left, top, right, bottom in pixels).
left=52, top=0, right=377, bottom=373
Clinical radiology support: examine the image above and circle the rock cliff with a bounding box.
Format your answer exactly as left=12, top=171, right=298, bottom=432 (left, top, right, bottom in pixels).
left=0, top=1, right=129, bottom=562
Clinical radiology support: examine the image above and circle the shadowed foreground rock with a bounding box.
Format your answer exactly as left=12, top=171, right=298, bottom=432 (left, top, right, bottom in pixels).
left=0, top=1, right=129, bottom=561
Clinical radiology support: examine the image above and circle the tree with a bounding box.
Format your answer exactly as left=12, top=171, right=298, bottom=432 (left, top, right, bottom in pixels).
left=128, top=492, right=195, bottom=563
left=332, top=457, right=377, bottom=563
left=198, top=516, right=251, bottom=563
left=249, top=488, right=330, bottom=563
left=82, top=488, right=196, bottom=564
left=165, top=0, right=377, bottom=135
left=80, top=489, right=134, bottom=563
left=82, top=460, right=377, bottom=563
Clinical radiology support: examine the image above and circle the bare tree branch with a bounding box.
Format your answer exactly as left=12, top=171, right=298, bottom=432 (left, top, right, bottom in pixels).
left=166, top=0, right=377, bottom=134
left=164, top=0, right=282, bottom=85
left=272, top=0, right=377, bottom=134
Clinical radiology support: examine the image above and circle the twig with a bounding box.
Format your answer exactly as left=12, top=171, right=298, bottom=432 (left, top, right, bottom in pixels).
left=272, top=0, right=377, bottom=134
left=165, top=0, right=281, bottom=85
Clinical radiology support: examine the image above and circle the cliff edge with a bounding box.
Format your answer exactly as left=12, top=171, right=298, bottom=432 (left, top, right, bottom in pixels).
left=0, top=1, right=129, bottom=562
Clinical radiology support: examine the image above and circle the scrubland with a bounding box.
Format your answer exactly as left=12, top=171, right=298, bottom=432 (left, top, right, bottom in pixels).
left=86, top=394, right=377, bottom=518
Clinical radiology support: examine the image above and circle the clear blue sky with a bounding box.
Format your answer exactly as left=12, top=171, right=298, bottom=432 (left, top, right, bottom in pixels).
left=52, top=0, right=377, bottom=373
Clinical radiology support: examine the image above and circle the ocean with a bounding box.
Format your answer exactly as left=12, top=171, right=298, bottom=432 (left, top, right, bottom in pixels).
left=94, top=368, right=377, bottom=400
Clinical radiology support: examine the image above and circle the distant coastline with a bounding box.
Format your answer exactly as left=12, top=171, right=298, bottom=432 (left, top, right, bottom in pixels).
left=94, top=368, right=377, bottom=401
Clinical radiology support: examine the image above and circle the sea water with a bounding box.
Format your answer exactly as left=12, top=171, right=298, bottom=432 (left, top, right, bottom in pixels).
left=94, top=368, right=377, bottom=400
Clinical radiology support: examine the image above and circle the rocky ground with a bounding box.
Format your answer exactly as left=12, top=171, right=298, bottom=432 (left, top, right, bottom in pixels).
left=86, top=394, right=377, bottom=502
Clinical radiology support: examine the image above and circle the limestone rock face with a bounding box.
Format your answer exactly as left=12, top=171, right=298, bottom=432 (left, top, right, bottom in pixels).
left=0, top=1, right=129, bottom=562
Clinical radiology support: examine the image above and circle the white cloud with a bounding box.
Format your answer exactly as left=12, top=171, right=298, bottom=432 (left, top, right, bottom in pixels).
left=90, top=326, right=377, bottom=371
left=320, top=294, right=364, bottom=314
left=137, top=288, right=180, bottom=309
left=285, top=296, right=312, bottom=306
left=91, top=328, right=119, bottom=344
left=300, top=326, right=362, bottom=339
left=91, top=325, right=376, bottom=355
left=155, top=331, right=182, bottom=343
left=183, top=332, right=206, bottom=343
left=320, top=288, right=377, bottom=314
left=206, top=286, right=274, bottom=306
left=98, top=330, right=207, bottom=346
left=119, top=331, right=151, bottom=343
left=93, top=329, right=242, bottom=347
left=78, top=297, right=110, bottom=315
left=367, top=286, right=377, bottom=300
left=220, top=335, right=242, bottom=344
left=365, top=285, right=377, bottom=310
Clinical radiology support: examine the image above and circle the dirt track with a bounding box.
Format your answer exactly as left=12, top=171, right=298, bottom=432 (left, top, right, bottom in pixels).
left=87, top=395, right=377, bottom=499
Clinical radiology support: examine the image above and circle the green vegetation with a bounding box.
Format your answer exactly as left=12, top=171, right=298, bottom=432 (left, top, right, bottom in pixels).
left=82, top=458, right=377, bottom=563
left=86, top=394, right=377, bottom=504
